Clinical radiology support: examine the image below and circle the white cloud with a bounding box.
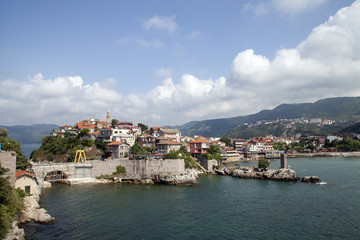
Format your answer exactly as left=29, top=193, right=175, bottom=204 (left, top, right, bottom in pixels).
left=185, top=31, right=202, bottom=40
left=1, top=1, right=360, bottom=128
left=136, top=39, right=164, bottom=48
left=244, top=0, right=327, bottom=16
left=142, top=15, right=178, bottom=34
left=156, top=68, right=172, bottom=78
left=272, top=0, right=327, bottom=15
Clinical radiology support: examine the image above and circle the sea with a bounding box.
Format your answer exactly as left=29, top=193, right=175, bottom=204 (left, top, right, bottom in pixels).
left=22, top=157, right=360, bottom=240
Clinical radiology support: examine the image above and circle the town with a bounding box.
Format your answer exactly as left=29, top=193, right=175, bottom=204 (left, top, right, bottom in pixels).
left=47, top=110, right=360, bottom=162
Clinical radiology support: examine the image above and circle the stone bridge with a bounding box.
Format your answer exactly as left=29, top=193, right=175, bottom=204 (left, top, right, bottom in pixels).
left=31, top=158, right=185, bottom=181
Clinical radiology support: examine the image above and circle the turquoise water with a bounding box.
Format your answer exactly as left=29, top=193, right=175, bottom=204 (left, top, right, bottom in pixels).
left=22, top=157, right=360, bottom=239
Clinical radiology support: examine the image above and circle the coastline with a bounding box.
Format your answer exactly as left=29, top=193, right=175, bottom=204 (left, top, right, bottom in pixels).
left=223, top=151, right=360, bottom=163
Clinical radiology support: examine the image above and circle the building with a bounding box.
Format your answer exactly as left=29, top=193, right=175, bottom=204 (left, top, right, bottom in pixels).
left=156, top=140, right=182, bottom=154
left=138, top=134, right=156, bottom=147
left=75, top=122, right=96, bottom=133
left=107, top=142, right=130, bottom=158
left=189, top=139, right=210, bottom=159
left=15, top=170, right=39, bottom=195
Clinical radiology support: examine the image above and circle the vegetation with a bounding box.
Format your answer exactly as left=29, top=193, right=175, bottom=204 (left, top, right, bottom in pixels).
left=0, top=165, right=25, bottom=238
left=258, top=158, right=270, bottom=169
left=111, top=119, right=119, bottom=126
left=272, top=137, right=360, bottom=152
left=31, top=132, right=104, bottom=162
left=205, top=144, right=221, bottom=163
left=113, top=165, right=126, bottom=175
left=0, top=128, right=28, bottom=169
left=220, top=137, right=232, bottom=146
left=130, top=141, right=156, bottom=155
left=137, top=123, right=148, bottom=133
left=176, top=97, right=360, bottom=138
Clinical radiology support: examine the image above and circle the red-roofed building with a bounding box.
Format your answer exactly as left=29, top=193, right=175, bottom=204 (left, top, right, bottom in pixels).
left=75, top=122, right=96, bottom=133
left=15, top=170, right=39, bottom=195
left=189, top=139, right=210, bottom=158
left=138, top=134, right=156, bottom=147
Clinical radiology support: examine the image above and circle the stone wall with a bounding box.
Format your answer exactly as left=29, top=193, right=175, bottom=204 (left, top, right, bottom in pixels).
left=0, top=151, right=16, bottom=186
left=91, top=158, right=185, bottom=180
left=31, top=162, right=87, bottom=179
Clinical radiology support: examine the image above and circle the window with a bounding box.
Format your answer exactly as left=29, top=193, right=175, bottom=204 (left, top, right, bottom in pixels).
left=25, top=185, right=30, bottom=194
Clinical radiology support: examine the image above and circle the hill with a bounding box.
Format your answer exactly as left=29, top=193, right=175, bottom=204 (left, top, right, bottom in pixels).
left=338, top=121, right=360, bottom=134
left=175, top=97, right=360, bottom=137
left=0, top=124, right=58, bottom=144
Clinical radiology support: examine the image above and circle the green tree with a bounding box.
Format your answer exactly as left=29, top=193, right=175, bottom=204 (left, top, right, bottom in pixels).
left=208, top=144, right=220, bottom=155
left=138, top=123, right=148, bottom=133
left=220, top=137, right=232, bottom=147
left=164, top=150, right=179, bottom=159
left=111, top=119, right=119, bottom=126
left=258, top=158, right=270, bottom=169
left=0, top=164, right=25, bottom=238
left=131, top=141, right=145, bottom=155
left=79, top=128, right=90, bottom=138
left=0, top=128, right=8, bottom=137
left=0, top=134, right=28, bottom=169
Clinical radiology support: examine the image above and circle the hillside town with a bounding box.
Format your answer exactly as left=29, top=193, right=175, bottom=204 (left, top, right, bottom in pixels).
left=48, top=110, right=360, bottom=162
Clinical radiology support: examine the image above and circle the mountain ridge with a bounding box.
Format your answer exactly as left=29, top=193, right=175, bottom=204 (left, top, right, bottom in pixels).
left=174, top=96, right=360, bottom=137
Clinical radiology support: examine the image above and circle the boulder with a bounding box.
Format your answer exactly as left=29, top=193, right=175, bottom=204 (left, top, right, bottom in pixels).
left=270, top=169, right=299, bottom=182
left=232, top=167, right=258, bottom=179
left=160, top=169, right=198, bottom=186
left=301, top=176, right=321, bottom=184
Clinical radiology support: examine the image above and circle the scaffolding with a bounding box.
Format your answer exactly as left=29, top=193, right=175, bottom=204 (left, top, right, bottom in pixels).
left=74, top=150, right=87, bottom=163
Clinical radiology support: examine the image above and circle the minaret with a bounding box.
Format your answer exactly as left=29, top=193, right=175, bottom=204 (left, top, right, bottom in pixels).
left=106, top=109, right=110, bottom=124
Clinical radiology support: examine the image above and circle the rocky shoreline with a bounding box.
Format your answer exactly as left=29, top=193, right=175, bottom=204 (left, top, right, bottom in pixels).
left=214, top=166, right=321, bottom=183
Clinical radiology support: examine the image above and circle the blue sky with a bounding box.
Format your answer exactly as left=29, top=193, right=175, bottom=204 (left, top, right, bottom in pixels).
left=1, top=0, right=359, bottom=128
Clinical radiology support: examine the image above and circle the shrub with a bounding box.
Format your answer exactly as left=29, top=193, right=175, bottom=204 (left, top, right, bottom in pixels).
left=113, top=165, right=126, bottom=175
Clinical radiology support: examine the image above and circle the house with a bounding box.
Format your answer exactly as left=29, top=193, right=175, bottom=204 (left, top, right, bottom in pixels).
left=149, top=127, right=161, bottom=137
left=189, top=139, right=210, bottom=159
left=15, top=170, right=39, bottom=195
left=107, top=142, right=130, bottom=158
left=233, top=139, right=247, bottom=150
left=96, top=121, right=111, bottom=129
left=158, top=128, right=181, bottom=142
left=75, top=122, right=96, bottom=133
left=156, top=140, right=183, bottom=154
left=211, top=140, right=226, bottom=148
left=138, top=134, right=156, bottom=147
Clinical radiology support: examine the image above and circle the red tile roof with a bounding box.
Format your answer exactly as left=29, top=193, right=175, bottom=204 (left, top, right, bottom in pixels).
left=76, top=122, right=96, bottom=129
left=16, top=170, right=35, bottom=178
left=107, top=141, right=125, bottom=146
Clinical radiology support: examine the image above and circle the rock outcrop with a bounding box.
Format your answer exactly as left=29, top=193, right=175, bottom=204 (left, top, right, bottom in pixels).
left=301, top=176, right=321, bottom=184
left=231, top=167, right=300, bottom=182
left=5, top=221, right=25, bottom=240
left=19, top=195, right=55, bottom=224
left=160, top=169, right=198, bottom=185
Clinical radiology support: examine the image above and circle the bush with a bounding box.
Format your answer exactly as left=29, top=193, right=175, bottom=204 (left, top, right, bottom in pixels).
left=0, top=165, right=24, bottom=238
left=113, top=165, right=126, bottom=175
left=258, top=158, right=270, bottom=169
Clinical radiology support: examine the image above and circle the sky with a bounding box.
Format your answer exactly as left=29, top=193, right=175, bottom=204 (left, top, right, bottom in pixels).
left=0, top=0, right=359, bottom=127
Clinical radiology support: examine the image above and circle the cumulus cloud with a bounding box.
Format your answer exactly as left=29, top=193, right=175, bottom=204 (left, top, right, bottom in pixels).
left=1, top=1, right=359, bottom=127
left=142, top=15, right=178, bottom=34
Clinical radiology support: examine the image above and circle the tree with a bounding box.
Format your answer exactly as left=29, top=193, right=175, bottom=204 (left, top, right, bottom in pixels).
left=0, top=135, right=28, bottom=169
left=258, top=158, right=270, bottom=170
left=111, top=119, right=119, bottom=126
left=208, top=144, right=220, bottom=155
left=0, top=164, right=24, bottom=238
left=131, top=141, right=145, bottom=155
left=138, top=123, right=148, bottom=133
left=220, top=137, right=232, bottom=147
left=79, top=128, right=90, bottom=138
left=0, top=128, right=8, bottom=137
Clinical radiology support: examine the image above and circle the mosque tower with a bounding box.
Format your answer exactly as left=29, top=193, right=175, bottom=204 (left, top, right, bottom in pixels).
left=106, top=109, right=110, bottom=124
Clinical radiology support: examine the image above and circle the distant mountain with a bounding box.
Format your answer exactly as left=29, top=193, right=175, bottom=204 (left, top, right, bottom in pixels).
left=0, top=124, right=58, bottom=144
left=175, top=97, right=360, bottom=137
